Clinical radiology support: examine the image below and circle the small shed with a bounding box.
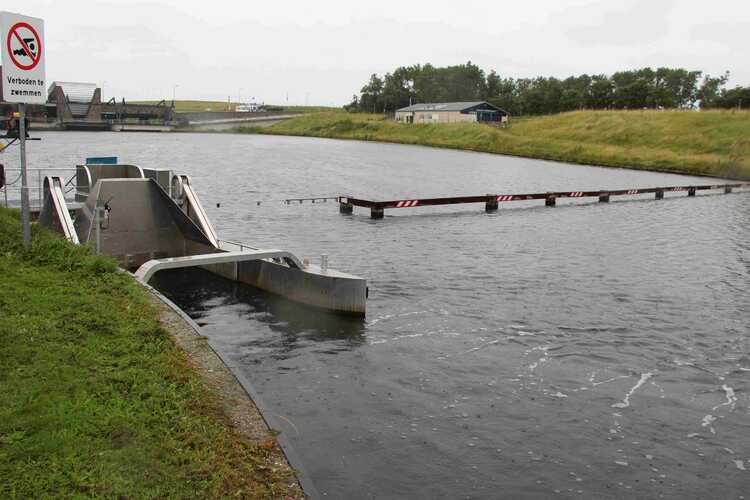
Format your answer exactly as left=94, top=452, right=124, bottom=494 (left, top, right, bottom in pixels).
left=395, top=101, right=508, bottom=124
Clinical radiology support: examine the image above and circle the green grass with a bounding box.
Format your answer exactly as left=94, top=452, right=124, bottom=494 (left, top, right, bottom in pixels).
left=131, top=100, right=237, bottom=112
left=278, top=105, right=341, bottom=114
left=0, top=207, right=295, bottom=498
left=132, top=100, right=257, bottom=112
left=237, top=109, right=750, bottom=180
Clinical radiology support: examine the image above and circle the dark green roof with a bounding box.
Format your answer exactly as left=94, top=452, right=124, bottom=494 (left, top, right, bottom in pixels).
left=396, top=101, right=506, bottom=113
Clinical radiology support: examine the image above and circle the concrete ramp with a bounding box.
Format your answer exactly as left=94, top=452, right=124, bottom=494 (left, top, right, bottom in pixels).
left=74, top=178, right=217, bottom=269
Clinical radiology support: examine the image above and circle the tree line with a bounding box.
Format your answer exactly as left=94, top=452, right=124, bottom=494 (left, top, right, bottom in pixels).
left=345, top=62, right=748, bottom=115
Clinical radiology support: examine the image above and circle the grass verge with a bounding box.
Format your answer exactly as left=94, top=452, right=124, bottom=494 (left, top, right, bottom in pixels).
left=0, top=207, right=300, bottom=498
left=236, top=109, right=750, bottom=180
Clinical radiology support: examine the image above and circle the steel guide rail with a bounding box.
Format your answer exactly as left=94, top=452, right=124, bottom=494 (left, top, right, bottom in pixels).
left=337, top=183, right=750, bottom=219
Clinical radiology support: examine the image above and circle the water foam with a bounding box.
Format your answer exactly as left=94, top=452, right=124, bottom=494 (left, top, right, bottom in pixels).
left=711, top=384, right=737, bottom=411
left=701, top=415, right=717, bottom=434
left=612, top=372, right=654, bottom=409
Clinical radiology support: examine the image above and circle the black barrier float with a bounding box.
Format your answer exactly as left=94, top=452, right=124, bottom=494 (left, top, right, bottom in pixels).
left=338, top=183, right=750, bottom=219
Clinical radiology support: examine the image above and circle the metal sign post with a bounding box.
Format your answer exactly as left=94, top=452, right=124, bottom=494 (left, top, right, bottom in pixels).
left=18, top=103, right=29, bottom=244
left=1, top=11, right=46, bottom=247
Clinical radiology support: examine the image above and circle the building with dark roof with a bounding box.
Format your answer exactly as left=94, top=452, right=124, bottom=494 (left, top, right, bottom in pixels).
left=395, top=101, right=508, bottom=124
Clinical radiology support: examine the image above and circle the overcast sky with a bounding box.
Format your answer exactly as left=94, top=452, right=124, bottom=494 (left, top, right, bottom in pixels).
left=12, top=0, right=750, bottom=105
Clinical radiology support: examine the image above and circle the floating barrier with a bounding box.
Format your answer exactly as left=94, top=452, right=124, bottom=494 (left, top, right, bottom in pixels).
left=338, top=183, right=750, bottom=219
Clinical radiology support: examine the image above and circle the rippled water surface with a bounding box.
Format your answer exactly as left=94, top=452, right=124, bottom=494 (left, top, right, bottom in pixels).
left=20, top=132, right=750, bottom=498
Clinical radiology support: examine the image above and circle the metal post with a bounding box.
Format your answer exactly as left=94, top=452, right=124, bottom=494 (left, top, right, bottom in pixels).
left=339, top=202, right=353, bottom=214
left=2, top=165, right=7, bottom=207
left=95, top=205, right=101, bottom=255
left=19, top=104, right=31, bottom=247
left=485, top=196, right=499, bottom=212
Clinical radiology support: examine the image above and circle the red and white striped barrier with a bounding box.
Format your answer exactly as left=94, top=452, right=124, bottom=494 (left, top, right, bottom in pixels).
left=341, top=182, right=750, bottom=219
left=396, top=200, right=419, bottom=208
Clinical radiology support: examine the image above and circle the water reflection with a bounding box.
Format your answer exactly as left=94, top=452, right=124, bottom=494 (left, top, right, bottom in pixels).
left=152, top=268, right=367, bottom=348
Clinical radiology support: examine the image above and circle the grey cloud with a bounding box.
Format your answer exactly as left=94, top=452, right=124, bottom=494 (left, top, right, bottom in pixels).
left=559, top=0, right=675, bottom=46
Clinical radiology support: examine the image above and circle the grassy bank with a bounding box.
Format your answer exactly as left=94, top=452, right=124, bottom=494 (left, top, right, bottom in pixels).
left=132, top=100, right=238, bottom=112
left=0, top=208, right=299, bottom=498
left=238, top=110, right=750, bottom=180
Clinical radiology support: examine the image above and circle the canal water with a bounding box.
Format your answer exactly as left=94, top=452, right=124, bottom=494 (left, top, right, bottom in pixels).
left=21, top=132, right=750, bottom=498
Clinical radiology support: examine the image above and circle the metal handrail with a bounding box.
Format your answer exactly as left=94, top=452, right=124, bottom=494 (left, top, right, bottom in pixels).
left=0, top=167, right=76, bottom=171
left=215, top=239, right=305, bottom=270
left=217, top=239, right=260, bottom=252
left=1, top=167, right=76, bottom=208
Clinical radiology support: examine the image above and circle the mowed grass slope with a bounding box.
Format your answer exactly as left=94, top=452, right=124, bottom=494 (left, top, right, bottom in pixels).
left=131, top=100, right=237, bottom=112
left=0, top=208, right=297, bottom=498
left=243, top=110, right=750, bottom=179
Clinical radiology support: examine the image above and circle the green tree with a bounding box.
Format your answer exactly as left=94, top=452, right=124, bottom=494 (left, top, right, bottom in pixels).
left=698, top=72, right=730, bottom=108
left=347, top=64, right=730, bottom=115
left=359, top=74, right=384, bottom=113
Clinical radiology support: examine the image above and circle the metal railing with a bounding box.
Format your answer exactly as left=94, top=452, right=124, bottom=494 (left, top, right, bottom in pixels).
left=217, top=239, right=261, bottom=252
left=1, top=167, right=77, bottom=209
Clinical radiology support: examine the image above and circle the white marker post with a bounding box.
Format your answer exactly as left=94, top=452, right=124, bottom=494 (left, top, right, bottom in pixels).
left=1, top=12, right=46, bottom=247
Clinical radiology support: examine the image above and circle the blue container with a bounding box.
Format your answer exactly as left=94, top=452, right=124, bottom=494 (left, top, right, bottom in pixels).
left=85, top=156, right=118, bottom=165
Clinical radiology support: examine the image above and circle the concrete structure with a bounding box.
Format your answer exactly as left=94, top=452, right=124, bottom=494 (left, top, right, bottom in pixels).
left=39, top=162, right=367, bottom=316
left=0, top=69, right=174, bottom=130
left=395, top=101, right=508, bottom=124
left=46, top=81, right=174, bottom=130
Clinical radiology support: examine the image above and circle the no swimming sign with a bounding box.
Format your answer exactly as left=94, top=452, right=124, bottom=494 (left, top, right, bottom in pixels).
left=1, top=11, right=46, bottom=104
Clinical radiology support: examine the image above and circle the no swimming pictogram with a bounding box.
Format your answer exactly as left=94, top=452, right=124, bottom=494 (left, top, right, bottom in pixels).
left=1, top=11, right=46, bottom=103
left=6, top=21, right=42, bottom=70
